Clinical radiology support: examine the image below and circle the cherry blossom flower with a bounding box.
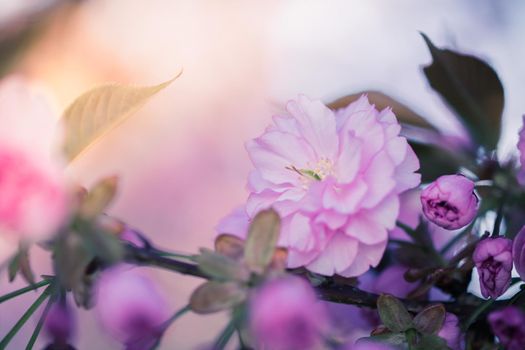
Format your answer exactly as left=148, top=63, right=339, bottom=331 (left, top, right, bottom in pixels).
left=223, top=95, right=419, bottom=277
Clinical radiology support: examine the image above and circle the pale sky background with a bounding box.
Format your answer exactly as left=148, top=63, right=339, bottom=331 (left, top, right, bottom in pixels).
left=1, top=1, right=525, bottom=349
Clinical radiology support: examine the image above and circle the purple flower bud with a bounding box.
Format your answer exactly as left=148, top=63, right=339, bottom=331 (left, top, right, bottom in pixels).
left=488, top=306, right=525, bottom=350
left=420, top=175, right=479, bottom=230
left=438, top=313, right=461, bottom=350
left=473, top=237, right=513, bottom=299
left=44, top=300, right=76, bottom=346
left=95, top=266, right=169, bottom=349
left=249, top=276, right=327, bottom=350
left=513, top=225, right=525, bottom=281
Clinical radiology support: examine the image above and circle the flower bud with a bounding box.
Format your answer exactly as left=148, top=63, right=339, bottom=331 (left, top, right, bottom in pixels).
left=249, top=276, right=327, bottom=350
left=95, top=266, right=169, bottom=349
left=513, top=225, right=525, bottom=281
left=44, top=300, right=76, bottom=348
left=488, top=306, right=525, bottom=350
left=420, top=175, right=478, bottom=230
left=473, top=237, right=512, bottom=299
left=438, top=313, right=461, bottom=350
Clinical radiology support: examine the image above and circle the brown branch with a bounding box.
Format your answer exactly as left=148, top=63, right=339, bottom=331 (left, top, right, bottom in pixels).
left=124, top=244, right=482, bottom=315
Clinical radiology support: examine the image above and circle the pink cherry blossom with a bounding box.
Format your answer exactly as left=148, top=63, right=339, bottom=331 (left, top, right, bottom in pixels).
left=229, top=95, right=419, bottom=276
left=0, top=76, right=67, bottom=263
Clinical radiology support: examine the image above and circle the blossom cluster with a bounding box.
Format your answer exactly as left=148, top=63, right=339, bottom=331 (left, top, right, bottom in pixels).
left=3, top=33, right=525, bottom=350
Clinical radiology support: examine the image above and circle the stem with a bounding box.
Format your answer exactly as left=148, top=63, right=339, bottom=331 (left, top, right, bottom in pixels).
left=0, top=279, right=52, bottom=304
left=0, top=286, right=51, bottom=348
left=440, top=224, right=472, bottom=255
left=213, top=319, right=236, bottom=350
left=463, top=298, right=495, bottom=331
left=124, top=245, right=206, bottom=278
left=25, top=296, right=54, bottom=350
left=492, top=190, right=507, bottom=237
left=163, top=305, right=191, bottom=329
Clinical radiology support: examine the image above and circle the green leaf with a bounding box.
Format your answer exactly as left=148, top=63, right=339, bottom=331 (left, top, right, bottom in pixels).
left=8, top=245, right=35, bottom=284
left=361, top=333, right=407, bottom=346
left=190, top=281, right=247, bottom=314
left=214, top=234, right=245, bottom=260
left=195, top=248, right=250, bottom=282
left=421, top=33, right=504, bottom=150
left=377, top=294, right=413, bottom=332
left=413, top=304, right=446, bottom=335
left=414, top=334, right=450, bottom=350
left=328, top=91, right=437, bottom=131
left=62, top=74, right=180, bottom=162
left=244, top=209, right=281, bottom=273
left=79, top=175, right=119, bottom=219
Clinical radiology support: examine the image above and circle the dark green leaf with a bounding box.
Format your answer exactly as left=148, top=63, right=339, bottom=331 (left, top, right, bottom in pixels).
left=413, top=304, right=446, bottom=335
left=190, top=281, right=247, bottom=314
left=410, top=141, right=462, bottom=183
left=328, top=91, right=437, bottom=131
left=195, top=248, right=250, bottom=282
left=421, top=33, right=504, bottom=150
left=361, top=333, right=407, bottom=346
left=244, top=209, right=281, bottom=273
left=377, top=294, right=413, bottom=332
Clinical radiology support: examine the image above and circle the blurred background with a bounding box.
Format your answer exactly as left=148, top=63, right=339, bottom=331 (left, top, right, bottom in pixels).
left=0, top=0, right=524, bottom=348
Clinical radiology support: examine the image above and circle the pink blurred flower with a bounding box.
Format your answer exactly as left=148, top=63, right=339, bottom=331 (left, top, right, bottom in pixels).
left=249, top=275, right=327, bottom=350
left=518, top=115, right=525, bottom=185
left=473, top=237, right=513, bottom=299
left=0, top=76, right=67, bottom=262
left=488, top=306, right=525, bottom=350
left=239, top=95, right=420, bottom=276
left=95, top=266, right=169, bottom=349
left=438, top=313, right=462, bottom=350
left=421, top=175, right=478, bottom=230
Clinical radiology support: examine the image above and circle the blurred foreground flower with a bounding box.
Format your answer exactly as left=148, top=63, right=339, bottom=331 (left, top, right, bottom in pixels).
left=438, top=313, right=461, bottom=350
left=95, top=266, right=169, bottom=350
left=249, top=275, right=327, bottom=350
left=0, top=76, right=68, bottom=263
left=234, top=95, right=420, bottom=277
left=488, top=306, right=525, bottom=350
left=473, top=237, right=512, bottom=299
left=421, top=175, right=478, bottom=230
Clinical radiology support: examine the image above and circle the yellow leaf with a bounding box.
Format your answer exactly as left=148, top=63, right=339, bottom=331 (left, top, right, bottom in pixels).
left=62, top=73, right=181, bottom=162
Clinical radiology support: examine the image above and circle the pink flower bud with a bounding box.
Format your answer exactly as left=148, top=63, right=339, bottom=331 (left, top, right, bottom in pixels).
left=421, top=175, right=478, bottom=230
left=473, top=237, right=513, bottom=299
left=512, top=225, right=525, bottom=281
left=44, top=300, right=76, bottom=346
left=488, top=307, right=525, bottom=350
left=249, top=276, right=327, bottom=350
left=95, top=266, right=169, bottom=349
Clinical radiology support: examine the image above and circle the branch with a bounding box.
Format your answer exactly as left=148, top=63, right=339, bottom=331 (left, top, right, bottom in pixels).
left=124, top=244, right=481, bottom=315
